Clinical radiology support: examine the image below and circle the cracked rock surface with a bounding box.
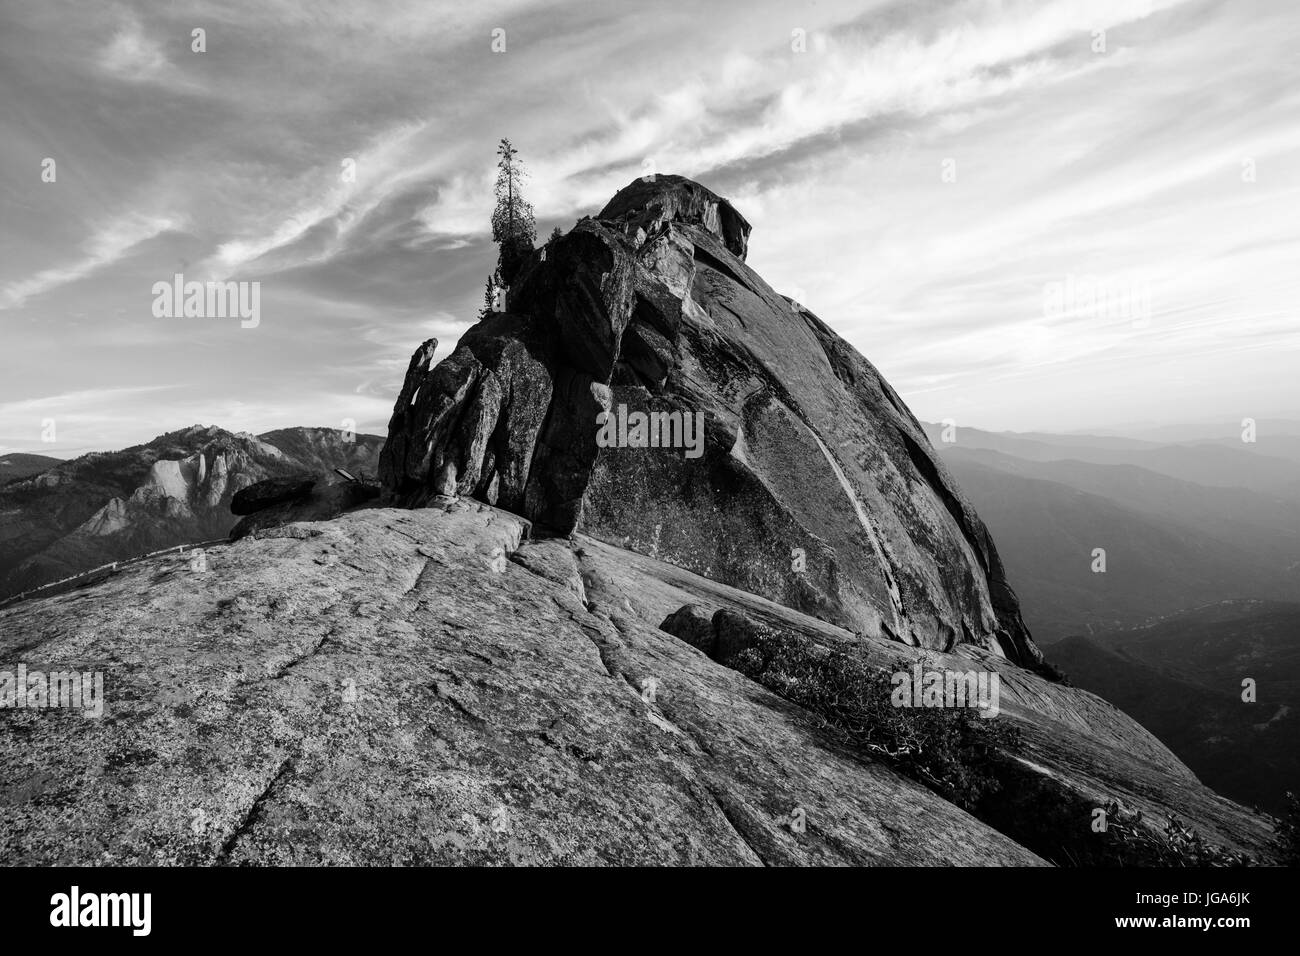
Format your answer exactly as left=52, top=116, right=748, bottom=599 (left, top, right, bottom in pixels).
left=0, top=503, right=1044, bottom=865
left=2, top=502, right=1280, bottom=864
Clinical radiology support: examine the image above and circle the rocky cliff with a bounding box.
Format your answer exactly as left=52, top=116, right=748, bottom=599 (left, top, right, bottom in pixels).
left=381, top=175, right=1040, bottom=668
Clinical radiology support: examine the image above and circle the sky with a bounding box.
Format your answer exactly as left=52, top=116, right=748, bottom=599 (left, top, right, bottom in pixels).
left=1, top=0, right=1298, bottom=457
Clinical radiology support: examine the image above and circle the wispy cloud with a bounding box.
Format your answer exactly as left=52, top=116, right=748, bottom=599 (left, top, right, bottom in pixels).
left=98, top=15, right=171, bottom=83
left=209, top=121, right=429, bottom=277
left=0, top=212, right=180, bottom=309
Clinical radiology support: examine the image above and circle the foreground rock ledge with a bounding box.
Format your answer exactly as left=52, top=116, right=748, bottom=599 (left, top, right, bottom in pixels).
left=1, top=505, right=1043, bottom=866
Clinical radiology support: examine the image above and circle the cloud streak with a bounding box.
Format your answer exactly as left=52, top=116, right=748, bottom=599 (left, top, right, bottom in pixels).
left=0, top=212, right=180, bottom=309
left=0, top=0, right=1296, bottom=452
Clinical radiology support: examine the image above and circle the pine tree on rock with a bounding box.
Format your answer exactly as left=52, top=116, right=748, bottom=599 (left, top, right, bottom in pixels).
left=490, top=139, right=536, bottom=285
left=479, top=273, right=498, bottom=319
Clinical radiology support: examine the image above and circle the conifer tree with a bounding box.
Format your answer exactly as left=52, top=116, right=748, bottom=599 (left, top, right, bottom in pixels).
left=479, top=273, right=497, bottom=319
left=490, top=139, right=536, bottom=284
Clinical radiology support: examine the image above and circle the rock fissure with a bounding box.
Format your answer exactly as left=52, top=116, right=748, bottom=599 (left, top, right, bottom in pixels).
left=402, top=555, right=435, bottom=598
left=704, top=785, right=772, bottom=867
left=216, top=756, right=295, bottom=864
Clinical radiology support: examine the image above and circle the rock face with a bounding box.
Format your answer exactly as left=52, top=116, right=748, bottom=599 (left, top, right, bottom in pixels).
left=229, top=479, right=380, bottom=541
left=380, top=175, right=1041, bottom=668
left=596, top=174, right=752, bottom=260
left=0, top=504, right=1278, bottom=865
left=231, top=476, right=317, bottom=516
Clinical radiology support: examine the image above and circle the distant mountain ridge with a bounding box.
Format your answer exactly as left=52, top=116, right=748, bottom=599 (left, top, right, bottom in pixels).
left=1051, top=600, right=1300, bottom=813
left=922, top=419, right=1300, bottom=816
left=923, top=424, right=1300, bottom=641
left=0, top=425, right=382, bottom=599
left=1081, top=419, right=1300, bottom=446
left=0, top=453, right=60, bottom=488
left=922, top=421, right=1300, bottom=494
left=936, top=449, right=1300, bottom=640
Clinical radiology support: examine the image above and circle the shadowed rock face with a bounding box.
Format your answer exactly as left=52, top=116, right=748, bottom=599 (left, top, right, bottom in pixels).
left=231, top=476, right=316, bottom=516
left=229, top=479, right=380, bottom=541
left=379, top=176, right=1042, bottom=668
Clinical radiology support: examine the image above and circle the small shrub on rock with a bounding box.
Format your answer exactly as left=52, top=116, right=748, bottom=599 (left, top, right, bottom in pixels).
left=725, top=626, right=1018, bottom=811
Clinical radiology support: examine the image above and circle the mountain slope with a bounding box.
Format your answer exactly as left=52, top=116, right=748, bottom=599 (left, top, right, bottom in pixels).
left=0, top=453, right=60, bottom=487
left=1051, top=602, right=1300, bottom=812
left=930, top=455, right=1289, bottom=640
left=1095, top=600, right=1300, bottom=695
left=0, top=425, right=382, bottom=599
left=0, top=503, right=1045, bottom=866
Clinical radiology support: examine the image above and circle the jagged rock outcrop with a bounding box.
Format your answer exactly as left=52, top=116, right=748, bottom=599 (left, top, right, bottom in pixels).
left=596, top=175, right=752, bottom=260
left=229, top=478, right=380, bottom=541
left=231, top=476, right=317, bottom=516
left=380, top=175, right=1041, bottom=668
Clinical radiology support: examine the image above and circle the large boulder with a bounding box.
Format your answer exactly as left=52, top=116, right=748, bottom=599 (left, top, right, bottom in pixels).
left=231, top=476, right=316, bottom=516
left=379, top=175, right=1042, bottom=669
left=229, top=480, right=379, bottom=541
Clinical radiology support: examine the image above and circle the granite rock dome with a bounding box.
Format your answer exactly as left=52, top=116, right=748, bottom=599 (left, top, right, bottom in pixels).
left=379, top=176, right=1041, bottom=668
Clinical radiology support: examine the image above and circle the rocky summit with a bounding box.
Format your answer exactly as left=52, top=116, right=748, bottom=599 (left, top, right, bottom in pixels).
left=381, top=175, right=1040, bottom=668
